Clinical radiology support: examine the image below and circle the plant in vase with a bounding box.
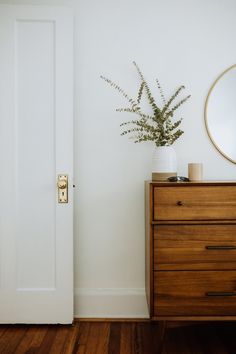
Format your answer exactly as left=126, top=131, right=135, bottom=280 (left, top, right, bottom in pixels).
left=101, top=62, right=191, bottom=180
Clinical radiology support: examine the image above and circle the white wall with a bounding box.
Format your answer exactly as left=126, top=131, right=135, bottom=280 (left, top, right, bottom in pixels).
left=2, top=0, right=236, bottom=318
left=74, top=0, right=236, bottom=317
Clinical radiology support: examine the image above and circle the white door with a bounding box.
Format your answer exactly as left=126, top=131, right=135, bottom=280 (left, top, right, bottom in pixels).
left=0, top=5, right=73, bottom=323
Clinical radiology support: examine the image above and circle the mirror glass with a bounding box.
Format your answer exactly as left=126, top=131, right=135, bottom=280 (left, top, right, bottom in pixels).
left=205, top=65, right=236, bottom=163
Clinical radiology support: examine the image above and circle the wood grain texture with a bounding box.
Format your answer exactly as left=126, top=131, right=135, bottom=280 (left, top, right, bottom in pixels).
left=152, top=316, right=236, bottom=321
left=149, top=180, right=236, bottom=186
left=14, top=326, right=48, bottom=354
left=0, top=321, right=166, bottom=354
left=154, top=270, right=236, bottom=316
left=153, top=185, right=236, bottom=220
left=154, top=224, right=236, bottom=270
left=152, top=220, right=236, bottom=225
left=145, top=181, right=153, bottom=316
left=0, top=326, right=27, bottom=353
left=0, top=321, right=236, bottom=353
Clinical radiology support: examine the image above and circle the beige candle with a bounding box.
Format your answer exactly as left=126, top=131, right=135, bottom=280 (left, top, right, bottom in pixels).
left=188, top=163, right=203, bottom=181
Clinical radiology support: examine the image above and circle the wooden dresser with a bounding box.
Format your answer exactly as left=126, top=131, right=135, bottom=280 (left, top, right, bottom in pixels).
left=145, top=181, right=236, bottom=321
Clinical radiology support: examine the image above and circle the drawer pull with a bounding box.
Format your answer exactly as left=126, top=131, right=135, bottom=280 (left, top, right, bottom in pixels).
left=177, top=201, right=183, bottom=206
left=206, top=291, right=236, bottom=297
left=205, top=245, right=236, bottom=250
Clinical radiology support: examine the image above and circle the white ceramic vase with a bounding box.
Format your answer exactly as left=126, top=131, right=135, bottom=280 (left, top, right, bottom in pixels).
left=152, top=146, right=177, bottom=181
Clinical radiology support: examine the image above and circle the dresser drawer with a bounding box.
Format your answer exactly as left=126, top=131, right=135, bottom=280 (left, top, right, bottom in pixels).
left=154, top=225, right=236, bottom=270
left=153, top=186, right=236, bottom=220
left=154, top=270, right=236, bottom=316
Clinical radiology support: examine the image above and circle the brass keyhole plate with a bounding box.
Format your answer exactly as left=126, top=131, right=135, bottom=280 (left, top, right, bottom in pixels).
left=58, top=175, right=68, bottom=203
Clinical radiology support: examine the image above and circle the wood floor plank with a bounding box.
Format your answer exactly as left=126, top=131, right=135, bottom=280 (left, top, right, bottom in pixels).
left=0, top=326, right=27, bottom=354
left=36, top=326, right=58, bottom=354
left=61, top=324, right=79, bottom=354
left=71, top=322, right=110, bottom=354
left=138, top=322, right=163, bottom=354
left=72, top=322, right=90, bottom=354
left=84, top=322, right=110, bottom=354
left=49, top=326, right=71, bottom=354
left=120, top=323, right=134, bottom=354
left=0, top=327, right=8, bottom=340
left=92, top=322, right=110, bottom=354
left=108, top=322, right=121, bottom=354
left=150, top=322, right=167, bottom=354
left=14, top=326, right=44, bottom=354
left=24, top=326, right=49, bottom=354
left=0, top=321, right=235, bottom=353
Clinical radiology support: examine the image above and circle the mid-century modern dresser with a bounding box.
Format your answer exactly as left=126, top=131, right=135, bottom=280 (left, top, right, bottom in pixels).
left=145, top=181, right=236, bottom=321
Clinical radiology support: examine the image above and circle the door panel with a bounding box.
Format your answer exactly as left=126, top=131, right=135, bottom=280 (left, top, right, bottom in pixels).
left=16, top=19, right=56, bottom=290
left=0, top=5, right=73, bottom=323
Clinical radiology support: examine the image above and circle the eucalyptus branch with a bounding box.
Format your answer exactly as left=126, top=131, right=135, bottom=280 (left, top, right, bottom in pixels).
left=168, top=119, right=183, bottom=131
left=100, top=75, right=137, bottom=107
left=161, top=86, right=185, bottom=117
left=137, top=82, right=145, bottom=104
left=134, top=133, right=158, bottom=143
left=133, top=61, right=161, bottom=116
left=116, top=108, right=153, bottom=121
left=156, top=78, right=166, bottom=105
left=165, top=95, right=191, bottom=118
left=120, top=119, right=158, bottom=135
left=101, top=63, right=190, bottom=146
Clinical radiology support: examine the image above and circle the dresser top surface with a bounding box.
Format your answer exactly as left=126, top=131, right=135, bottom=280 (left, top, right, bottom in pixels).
left=146, top=180, right=236, bottom=186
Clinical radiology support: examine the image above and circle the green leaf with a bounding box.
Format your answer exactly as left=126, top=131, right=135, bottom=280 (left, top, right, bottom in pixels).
left=100, top=63, right=191, bottom=146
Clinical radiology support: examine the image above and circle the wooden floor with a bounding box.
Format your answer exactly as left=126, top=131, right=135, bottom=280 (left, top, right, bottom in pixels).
left=0, top=321, right=236, bottom=353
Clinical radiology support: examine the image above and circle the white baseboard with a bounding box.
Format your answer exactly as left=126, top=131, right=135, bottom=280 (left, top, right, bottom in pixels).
left=74, top=287, right=149, bottom=318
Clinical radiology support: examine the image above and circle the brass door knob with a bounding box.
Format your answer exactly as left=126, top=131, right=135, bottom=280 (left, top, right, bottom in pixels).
left=58, top=180, right=67, bottom=189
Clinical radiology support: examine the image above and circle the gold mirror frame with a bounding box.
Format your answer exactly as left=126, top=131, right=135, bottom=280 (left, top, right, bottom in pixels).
left=204, top=64, right=236, bottom=164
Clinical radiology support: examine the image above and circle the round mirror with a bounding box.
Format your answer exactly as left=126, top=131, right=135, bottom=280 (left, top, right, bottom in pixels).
left=205, top=64, right=236, bottom=163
